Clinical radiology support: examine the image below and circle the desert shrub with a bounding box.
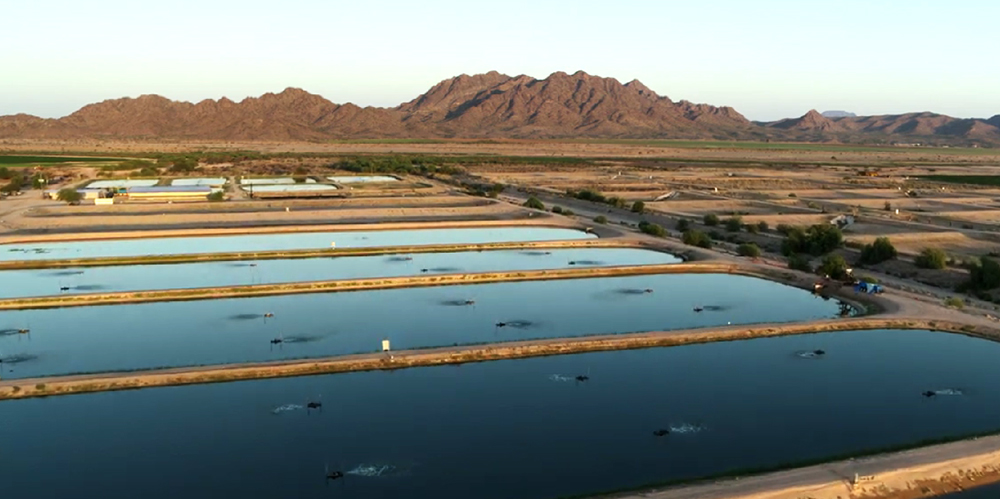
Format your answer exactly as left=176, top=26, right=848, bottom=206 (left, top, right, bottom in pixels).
left=781, top=224, right=842, bottom=256
left=523, top=197, right=545, bottom=210
left=551, top=206, right=563, bottom=214
left=744, top=223, right=759, bottom=234
left=682, top=230, right=712, bottom=248
left=703, top=214, right=720, bottom=226
left=562, top=209, right=575, bottom=216
left=56, top=188, right=82, bottom=204
left=737, top=243, right=761, bottom=258
left=915, top=247, right=948, bottom=270
left=944, top=297, right=965, bottom=309
left=819, top=254, right=850, bottom=279
left=631, top=201, right=645, bottom=214
left=638, top=221, right=666, bottom=237
left=859, top=237, right=897, bottom=265
left=168, top=157, right=199, bottom=172
left=593, top=215, right=608, bottom=224
left=207, top=191, right=225, bottom=202
left=675, top=219, right=691, bottom=231
left=788, top=254, right=812, bottom=272
left=724, top=216, right=743, bottom=232
left=756, top=221, right=769, bottom=232
left=968, top=257, right=1000, bottom=290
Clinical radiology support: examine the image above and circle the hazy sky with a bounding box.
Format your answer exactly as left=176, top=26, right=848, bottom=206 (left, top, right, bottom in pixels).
left=3, top=0, right=998, bottom=121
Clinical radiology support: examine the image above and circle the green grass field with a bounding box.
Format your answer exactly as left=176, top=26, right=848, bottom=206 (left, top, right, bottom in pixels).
left=566, top=139, right=997, bottom=155
left=326, top=138, right=448, bottom=145
left=0, top=155, right=125, bottom=166
left=920, top=175, right=1000, bottom=186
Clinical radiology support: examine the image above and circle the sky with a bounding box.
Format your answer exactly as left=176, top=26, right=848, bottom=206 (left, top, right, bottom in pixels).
left=3, top=0, right=999, bottom=122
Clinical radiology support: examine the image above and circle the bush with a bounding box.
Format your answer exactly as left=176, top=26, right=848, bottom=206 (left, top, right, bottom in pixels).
left=35, top=383, right=46, bottom=391
left=138, top=166, right=159, bottom=177
left=969, top=257, right=1000, bottom=290
left=631, top=201, right=645, bottom=214
left=781, top=224, right=843, bottom=256
left=675, top=219, right=691, bottom=231
left=788, top=254, right=812, bottom=272
left=639, top=221, right=666, bottom=238
left=859, top=237, right=897, bottom=265
left=744, top=223, right=759, bottom=234
left=593, top=215, right=608, bottom=224
left=819, top=254, right=850, bottom=279
left=915, top=248, right=947, bottom=269
left=788, top=193, right=797, bottom=198
left=562, top=209, right=575, bottom=216
left=523, top=197, right=545, bottom=210
left=168, top=157, right=199, bottom=172
left=944, top=297, right=965, bottom=309
left=737, top=243, right=761, bottom=258
left=884, top=201, right=892, bottom=212
left=56, top=188, right=83, bottom=204
left=682, top=230, right=712, bottom=248
left=757, top=221, right=769, bottom=232
left=551, top=206, right=563, bottom=214
left=724, top=216, right=743, bottom=232
left=703, top=214, right=720, bottom=226
left=207, top=191, right=225, bottom=202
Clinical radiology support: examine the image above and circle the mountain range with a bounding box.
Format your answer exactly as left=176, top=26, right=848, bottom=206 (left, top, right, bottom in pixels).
left=2, top=71, right=997, bottom=146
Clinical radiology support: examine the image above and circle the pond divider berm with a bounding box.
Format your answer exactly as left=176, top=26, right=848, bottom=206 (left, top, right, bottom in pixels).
left=0, top=219, right=585, bottom=245
left=0, top=260, right=727, bottom=310
left=0, top=239, right=638, bottom=270
left=0, top=318, right=980, bottom=401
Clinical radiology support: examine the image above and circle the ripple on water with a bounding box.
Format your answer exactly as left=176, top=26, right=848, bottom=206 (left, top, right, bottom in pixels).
left=271, top=404, right=304, bottom=415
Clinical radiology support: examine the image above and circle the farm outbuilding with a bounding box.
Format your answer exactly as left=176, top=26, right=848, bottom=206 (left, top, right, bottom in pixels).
left=121, top=186, right=212, bottom=202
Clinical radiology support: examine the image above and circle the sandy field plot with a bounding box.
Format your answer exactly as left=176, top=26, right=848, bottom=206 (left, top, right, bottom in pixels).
left=846, top=231, right=999, bottom=257
left=648, top=200, right=816, bottom=217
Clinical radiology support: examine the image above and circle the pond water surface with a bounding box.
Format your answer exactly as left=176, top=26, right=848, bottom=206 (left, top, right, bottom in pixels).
left=0, top=273, right=843, bottom=378
left=3, top=329, right=999, bottom=499
left=0, top=248, right=681, bottom=298
left=0, top=227, right=594, bottom=261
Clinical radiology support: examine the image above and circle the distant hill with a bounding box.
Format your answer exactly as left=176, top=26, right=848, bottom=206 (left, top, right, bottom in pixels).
left=0, top=72, right=996, bottom=146
left=821, top=110, right=857, bottom=118
left=765, top=110, right=1000, bottom=145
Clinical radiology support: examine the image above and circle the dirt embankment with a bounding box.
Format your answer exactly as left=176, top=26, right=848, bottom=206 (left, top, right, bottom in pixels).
left=615, top=433, right=1000, bottom=499
left=0, top=218, right=576, bottom=245
left=0, top=238, right=638, bottom=271
left=0, top=262, right=719, bottom=310
left=0, top=317, right=976, bottom=401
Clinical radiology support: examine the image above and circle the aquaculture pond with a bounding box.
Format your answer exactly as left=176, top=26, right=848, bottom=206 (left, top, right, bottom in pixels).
left=0, top=273, right=844, bottom=378
left=0, top=226, right=594, bottom=261
left=4, top=329, right=1000, bottom=499
left=941, top=483, right=1000, bottom=498
left=0, top=248, right=681, bottom=298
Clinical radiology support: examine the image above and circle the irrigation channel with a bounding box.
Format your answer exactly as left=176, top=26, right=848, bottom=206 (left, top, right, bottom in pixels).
left=0, top=226, right=593, bottom=261
left=3, top=330, right=1000, bottom=499
left=0, top=273, right=847, bottom=379
left=0, top=247, right=681, bottom=298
